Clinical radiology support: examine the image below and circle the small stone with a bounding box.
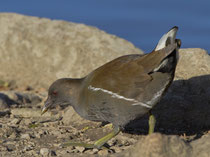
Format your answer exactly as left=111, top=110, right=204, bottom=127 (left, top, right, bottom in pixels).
left=6, top=144, right=15, bottom=151
left=75, top=146, right=85, bottom=153
left=10, top=114, right=15, bottom=118
left=53, top=143, right=60, bottom=147
left=34, top=132, right=41, bottom=138
left=10, top=118, right=20, bottom=125
left=38, top=130, right=45, bottom=135
left=57, top=149, right=68, bottom=155
left=2, top=91, right=18, bottom=101
left=85, top=148, right=99, bottom=155
left=27, top=150, right=37, bottom=156
left=52, top=130, right=62, bottom=137
left=50, top=150, right=57, bottom=156
left=25, top=86, right=33, bottom=91
left=40, top=148, right=50, bottom=156
left=92, top=148, right=99, bottom=154
left=23, top=119, right=32, bottom=125
left=107, top=138, right=117, bottom=146
left=98, top=149, right=109, bottom=156
left=21, top=133, right=30, bottom=139
left=0, top=110, right=10, bottom=117
left=65, top=146, right=75, bottom=152
left=112, top=146, right=122, bottom=153
left=9, top=132, right=17, bottom=139
left=84, top=149, right=93, bottom=154
left=0, top=146, right=7, bottom=151
left=0, top=99, right=9, bottom=109
left=23, top=146, right=33, bottom=151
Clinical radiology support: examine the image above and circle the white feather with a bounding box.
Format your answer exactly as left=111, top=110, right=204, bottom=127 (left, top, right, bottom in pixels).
left=155, top=27, right=178, bottom=51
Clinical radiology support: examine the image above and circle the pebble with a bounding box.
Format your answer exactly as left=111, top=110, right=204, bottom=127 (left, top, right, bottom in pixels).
left=112, top=146, right=122, bottom=153
left=0, top=110, right=10, bottom=117
left=84, top=149, right=93, bottom=154
left=92, top=148, right=99, bottom=154
left=3, top=91, right=18, bottom=101
left=52, top=130, right=62, bottom=136
left=23, top=146, right=33, bottom=151
left=9, top=132, right=17, bottom=139
left=75, top=146, right=85, bottom=153
left=21, top=133, right=31, bottom=140
left=26, top=150, right=38, bottom=156
left=107, top=138, right=117, bottom=146
left=6, top=144, right=15, bottom=151
left=34, top=132, right=41, bottom=138
left=85, top=148, right=99, bottom=154
left=0, top=99, right=9, bottom=110
left=0, top=146, right=7, bottom=151
left=40, top=148, right=50, bottom=156
left=57, top=149, right=68, bottom=155
left=10, top=118, right=20, bottom=125
left=98, top=149, right=109, bottom=156
left=50, top=150, right=57, bottom=156
left=22, top=119, right=32, bottom=125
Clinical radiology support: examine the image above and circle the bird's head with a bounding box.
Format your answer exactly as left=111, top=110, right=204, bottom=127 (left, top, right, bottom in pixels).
left=41, top=78, right=82, bottom=115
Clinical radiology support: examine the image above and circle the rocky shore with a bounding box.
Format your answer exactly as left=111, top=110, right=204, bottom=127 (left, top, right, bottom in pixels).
left=0, top=13, right=210, bottom=157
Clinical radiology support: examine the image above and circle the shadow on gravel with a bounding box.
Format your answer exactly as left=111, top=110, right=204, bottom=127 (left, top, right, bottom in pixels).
left=124, top=74, right=210, bottom=138
left=0, top=93, right=17, bottom=109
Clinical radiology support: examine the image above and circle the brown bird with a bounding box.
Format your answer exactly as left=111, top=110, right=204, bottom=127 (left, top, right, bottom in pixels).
left=42, top=26, right=181, bottom=149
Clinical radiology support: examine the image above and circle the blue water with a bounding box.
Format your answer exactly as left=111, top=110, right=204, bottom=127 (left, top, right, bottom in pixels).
left=0, top=0, right=210, bottom=53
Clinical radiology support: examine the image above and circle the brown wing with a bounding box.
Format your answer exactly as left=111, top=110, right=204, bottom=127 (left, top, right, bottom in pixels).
left=87, top=43, right=177, bottom=101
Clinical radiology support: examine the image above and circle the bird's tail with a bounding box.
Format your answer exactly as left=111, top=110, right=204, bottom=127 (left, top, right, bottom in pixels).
left=155, top=26, right=178, bottom=51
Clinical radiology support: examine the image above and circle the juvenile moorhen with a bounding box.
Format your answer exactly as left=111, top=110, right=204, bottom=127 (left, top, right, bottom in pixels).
left=42, top=26, right=181, bottom=149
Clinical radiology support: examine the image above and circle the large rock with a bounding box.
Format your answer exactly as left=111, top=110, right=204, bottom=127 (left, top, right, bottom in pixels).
left=191, top=133, right=210, bottom=157
left=175, top=48, right=210, bottom=80
left=0, top=13, right=143, bottom=89
left=119, top=133, right=192, bottom=157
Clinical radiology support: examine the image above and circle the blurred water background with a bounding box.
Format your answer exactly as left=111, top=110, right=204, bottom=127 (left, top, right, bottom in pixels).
left=0, top=0, right=209, bottom=53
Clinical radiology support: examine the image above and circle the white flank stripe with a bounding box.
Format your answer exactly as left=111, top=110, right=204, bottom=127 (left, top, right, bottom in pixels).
left=88, top=85, right=152, bottom=108
left=145, top=87, right=165, bottom=105
left=132, top=102, right=152, bottom=108
left=88, top=85, right=137, bottom=102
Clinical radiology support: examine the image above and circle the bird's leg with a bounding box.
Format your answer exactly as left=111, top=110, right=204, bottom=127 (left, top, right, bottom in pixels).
left=94, top=127, right=120, bottom=149
left=62, top=127, right=120, bottom=149
left=148, top=111, right=156, bottom=134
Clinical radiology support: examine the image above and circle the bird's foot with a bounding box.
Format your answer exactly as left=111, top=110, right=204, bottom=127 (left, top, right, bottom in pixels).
left=61, top=127, right=120, bottom=149
left=148, top=114, right=156, bottom=134
left=61, top=142, right=108, bottom=149
left=81, top=126, right=92, bottom=132
left=102, top=123, right=113, bottom=129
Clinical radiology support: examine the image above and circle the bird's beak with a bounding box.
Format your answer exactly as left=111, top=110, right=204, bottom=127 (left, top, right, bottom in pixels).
left=41, top=106, right=48, bottom=115
left=41, top=97, right=51, bottom=116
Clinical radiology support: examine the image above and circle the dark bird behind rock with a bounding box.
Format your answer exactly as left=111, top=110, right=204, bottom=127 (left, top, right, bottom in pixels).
left=42, top=26, right=181, bottom=149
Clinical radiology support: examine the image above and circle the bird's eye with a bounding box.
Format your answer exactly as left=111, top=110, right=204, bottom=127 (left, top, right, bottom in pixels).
left=52, top=91, right=57, bottom=96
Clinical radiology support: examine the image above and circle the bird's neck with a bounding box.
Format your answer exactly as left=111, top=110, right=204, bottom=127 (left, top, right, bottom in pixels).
left=65, top=78, right=84, bottom=107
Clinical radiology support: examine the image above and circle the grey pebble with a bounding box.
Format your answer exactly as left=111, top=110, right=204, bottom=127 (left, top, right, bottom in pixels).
left=40, top=148, right=50, bottom=156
